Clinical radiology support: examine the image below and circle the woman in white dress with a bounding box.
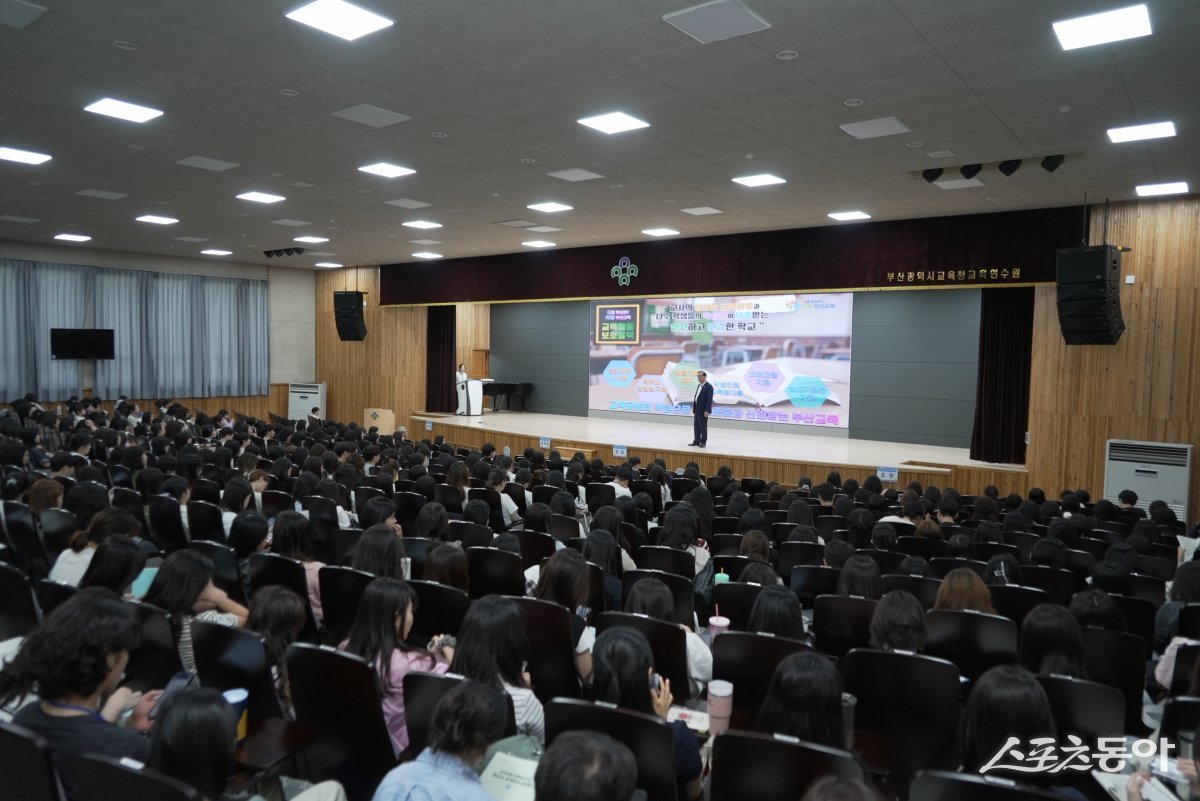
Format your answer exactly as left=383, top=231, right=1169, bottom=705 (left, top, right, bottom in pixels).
left=455, top=363, right=469, bottom=414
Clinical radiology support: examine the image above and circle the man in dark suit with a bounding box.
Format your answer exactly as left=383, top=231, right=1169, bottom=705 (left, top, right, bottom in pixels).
left=689, top=371, right=714, bottom=448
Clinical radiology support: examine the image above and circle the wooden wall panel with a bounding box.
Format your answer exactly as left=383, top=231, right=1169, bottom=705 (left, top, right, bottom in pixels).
left=314, top=267, right=428, bottom=430
left=454, top=303, right=490, bottom=371
left=1026, top=197, right=1200, bottom=522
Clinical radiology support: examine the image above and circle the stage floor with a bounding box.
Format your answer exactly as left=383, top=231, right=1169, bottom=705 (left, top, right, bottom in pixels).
left=411, top=411, right=1025, bottom=475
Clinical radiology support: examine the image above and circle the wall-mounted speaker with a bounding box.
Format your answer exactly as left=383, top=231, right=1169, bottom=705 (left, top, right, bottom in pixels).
left=333, top=291, right=367, bottom=341
left=1055, top=246, right=1124, bottom=345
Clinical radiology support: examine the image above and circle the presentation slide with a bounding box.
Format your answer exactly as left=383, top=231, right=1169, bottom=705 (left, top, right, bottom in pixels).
left=589, top=294, right=853, bottom=428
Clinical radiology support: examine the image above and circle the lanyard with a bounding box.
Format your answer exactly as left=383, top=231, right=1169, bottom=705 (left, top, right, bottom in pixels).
left=45, top=700, right=106, bottom=722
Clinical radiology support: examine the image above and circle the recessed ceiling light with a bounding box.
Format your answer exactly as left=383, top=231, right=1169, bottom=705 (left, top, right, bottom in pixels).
left=112, top=40, right=138, bottom=50
left=175, top=236, right=209, bottom=242
left=935, top=177, right=986, bottom=190
left=409, top=239, right=441, bottom=245
left=547, top=168, right=604, bottom=182
left=526, top=226, right=561, bottom=233
left=840, top=116, right=911, bottom=139
left=926, top=150, right=956, bottom=159
left=314, top=262, right=343, bottom=268
left=0, top=215, right=40, bottom=224
left=136, top=214, right=178, bottom=225
left=402, top=220, right=442, bottom=229
left=905, top=142, right=924, bottom=149
left=358, top=162, right=416, bottom=178
left=577, top=112, right=650, bottom=134
left=497, top=219, right=538, bottom=228
left=662, top=0, right=771, bottom=44
left=430, top=131, right=448, bottom=138
left=1107, top=121, right=1176, bottom=143
left=642, top=228, right=680, bottom=237
left=681, top=206, right=723, bottom=215
left=412, top=252, right=443, bottom=259
left=522, top=240, right=556, bottom=248
left=776, top=50, right=798, bottom=60
left=128, top=144, right=145, bottom=150
left=520, top=158, right=536, bottom=164
left=385, top=198, right=431, bottom=209
left=291, top=181, right=316, bottom=188
left=828, top=211, right=871, bottom=221
left=843, top=98, right=864, bottom=107
left=527, top=202, right=573, bottom=213
left=177, top=155, right=239, bottom=172
left=1135, top=181, right=1188, bottom=197
left=270, top=219, right=311, bottom=227
left=294, top=236, right=329, bottom=243
left=0, top=146, right=52, bottom=165
left=84, top=97, right=163, bottom=123
left=285, top=0, right=394, bottom=41
left=201, top=249, right=232, bottom=256
left=1053, top=4, right=1151, bottom=50
left=77, top=188, right=127, bottom=200
left=54, top=233, right=91, bottom=242
left=237, top=191, right=286, bottom=204
left=279, top=89, right=300, bottom=97
left=732, top=173, right=786, bottom=187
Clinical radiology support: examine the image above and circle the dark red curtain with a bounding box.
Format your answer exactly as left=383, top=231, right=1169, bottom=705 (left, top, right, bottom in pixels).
left=970, top=287, right=1034, bottom=464
left=425, top=305, right=456, bottom=413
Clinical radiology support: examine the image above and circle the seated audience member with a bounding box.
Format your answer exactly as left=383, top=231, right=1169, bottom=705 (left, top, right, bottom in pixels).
left=0, top=589, right=162, bottom=800
left=747, top=584, right=806, bottom=639
left=413, top=502, right=451, bottom=541
left=50, top=507, right=141, bottom=586
left=740, top=560, right=781, bottom=586
left=229, top=510, right=271, bottom=597
left=897, top=555, right=934, bottom=577
left=143, top=549, right=249, bottom=675
left=1118, top=489, right=1144, bottom=517
left=1019, top=604, right=1087, bottom=678
left=945, top=533, right=975, bottom=560
left=220, top=477, right=255, bottom=536
left=352, top=523, right=411, bottom=580
left=869, top=590, right=926, bottom=652
left=26, top=477, right=64, bottom=515
left=836, top=554, right=882, bottom=600
left=271, top=510, right=326, bottom=622
left=934, top=567, right=995, bottom=614
left=871, top=523, right=897, bottom=551
left=246, top=586, right=307, bottom=716
left=915, top=518, right=944, bottom=540
left=1069, top=588, right=1125, bottom=633
left=78, top=534, right=146, bottom=597
left=983, top=553, right=1023, bottom=586
left=534, top=731, right=637, bottom=801
left=151, top=687, right=348, bottom=801
left=624, top=578, right=712, bottom=697
left=1092, top=560, right=1134, bottom=597
left=738, top=529, right=772, bottom=564
left=450, top=595, right=544, bottom=743
left=489, top=467, right=522, bottom=528
left=823, top=538, right=855, bottom=570
left=535, top=549, right=596, bottom=681
left=462, top=498, right=491, bottom=528
left=752, top=651, right=845, bottom=749
left=63, top=478, right=109, bottom=531
left=366, top=681, right=508, bottom=801
left=1157, top=562, right=1200, bottom=654
left=590, top=627, right=703, bottom=801
left=358, top=496, right=404, bottom=535
left=424, top=543, right=469, bottom=592
left=1029, top=537, right=1068, bottom=570
left=582, top=528, right=624, bottom=612
left=341, top=578, right=452, bottom=754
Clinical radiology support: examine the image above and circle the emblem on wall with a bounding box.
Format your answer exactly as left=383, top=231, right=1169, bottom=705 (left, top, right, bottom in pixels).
left=611, top=256, right=638, bottom=286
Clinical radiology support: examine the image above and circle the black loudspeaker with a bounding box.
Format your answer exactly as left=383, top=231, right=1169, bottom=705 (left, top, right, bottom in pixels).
left=333, top=291, right=367, bottom=341
left=1055, top=246, right=1124, bottom=345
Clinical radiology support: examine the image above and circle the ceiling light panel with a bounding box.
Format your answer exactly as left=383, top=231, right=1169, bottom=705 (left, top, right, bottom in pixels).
left=175, top=236, right=209, bottom=242
left=577, top=112, right=650, bottom=134
left=54, top=233, right=91, bottom=242
left=0, top=215, right=39, bottom=223
left=315, top=262, right=343, bottom=268
left=643, top=228, right=680, bottom=236
left=412, top=252, right=443, bottom=259
left=828, top=211, right=871, bottom=221
left=385, top=198, right=431, bottom=209
left=681, top=206, right=723, bottom=215
left=662, top=0, right=772, bottom=45
left=332, top=103, right=410, bottom=127
left=176, top=155, right=239, bottom=172
left=285, top=0, right=394, bottom=41
left=935, top=177, right=986, bottom=190
left=526, top=226, right=561, bottom=233
left=201, top=249, right=232, bottom=256
left=84, top=97, right=163, bottom=123
left=409, top=239, right=441, bottom=245
left=237, top=191, right=286, bottom=203
left=839, top=116, right=912, bottom=139
left=522, top=240, right=556, bottom=248
left=135, top=215, right=178, bottom=224
left=294, top=236, right=329, bottom=243
left=270, top=219, right=311, bottom=227
left=402, top=220, right=442, bottom=229
left=0, top=0, right=47, bottom=30
left=527, top=202, right=572, bottom=213
left=77, top=189, right=127, bottom=200
left=546, top=168, right=604, bottom=182
left=358, top=162, right=416, bottom=178
left=1135, top=181, right=1188, bottom=197
left=1052, top=4, right=1151, bottom=50
left=732, top=173, right=786, bottom=187
left=1107, top=121, right=1176, bottom=143
left=0, top=145, right=52, bottom=164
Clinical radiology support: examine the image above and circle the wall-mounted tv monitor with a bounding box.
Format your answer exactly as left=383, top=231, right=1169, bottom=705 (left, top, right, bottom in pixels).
left=50, top=328, right=115, bottom=360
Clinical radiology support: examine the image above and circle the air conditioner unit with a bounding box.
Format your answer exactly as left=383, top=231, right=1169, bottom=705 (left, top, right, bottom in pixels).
left=1104, top=439, right=1192, bottom=520
left=287, top=382, right=327, bottom=421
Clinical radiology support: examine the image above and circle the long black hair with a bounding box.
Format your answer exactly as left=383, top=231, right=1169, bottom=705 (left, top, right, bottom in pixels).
left=747, top=584, right=805, bottom=640
left=351, top=524, right=408, bottom=578
left=143, top=549, right=214, bottom=618
left=753, top=652, right=844, bottom=749
left=246, top=586, right=306, bottom=707
left=149, top=687, right=236, bottom=800
left=79, top=534, right=146, bottom=595
left=271, top=510, right=316, bottom=562
left=960, top=666, right=1055, bottom=774
left=343, top=577, right=432, bottom=694
left=0, top=587, right=141, bottom=705
left=449, top=595, right=530, bottom=688
left=591, top=626, right=654, bottom=715
left=582, top=529, right=622, bottom=579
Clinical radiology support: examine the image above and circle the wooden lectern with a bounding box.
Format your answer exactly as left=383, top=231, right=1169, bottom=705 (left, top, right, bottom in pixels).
left=363, top=408, right=395, bottom=433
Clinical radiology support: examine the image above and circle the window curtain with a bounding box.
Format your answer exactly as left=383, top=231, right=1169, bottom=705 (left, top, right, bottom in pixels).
left=0, top=258, right=269, bottom=401
left=970, top=287, right=1035, bottom=464
left=426, top=305, right=456, bottom=413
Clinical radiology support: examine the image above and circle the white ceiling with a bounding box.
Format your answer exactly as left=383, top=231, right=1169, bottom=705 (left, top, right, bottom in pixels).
left=0, top=0, right=1196, bottom=270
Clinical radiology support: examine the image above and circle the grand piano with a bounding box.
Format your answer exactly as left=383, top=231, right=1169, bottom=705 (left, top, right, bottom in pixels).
left=482, top=380, right=533, bottom=411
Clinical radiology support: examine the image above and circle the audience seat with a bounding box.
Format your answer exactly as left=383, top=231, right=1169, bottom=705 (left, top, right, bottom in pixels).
left=352, top=486, right=384, bottom=514
left=1083, top=627, right=1148, bottom=734
left=514, top=530, right=556, bottom=570
left=502, top=483, right=527, bottom=517
left=448, top=520, right=493, bottom=549
left=394, top=492, right=427, bottom=534
left=713, top=581, right=767, bottom=632
left=109, top=487, right=150, bottom=540
left=259, top=490, right=294, bottom=520
left=0, top=562, right=41, bottom=640
left=910, top=770, right=1061, bottom=801
left=1109, top=594, right=1156, bottom=654
left=511, top=597, right=582, bottom=702
left=190, top=620, right=284, bottom=719
left=1169, top=644, right=1200, bottom=697
left=1036, top=675, right=1124, bottom=743
left=858, top=548, right=906, bottom=576
left=1179, top=604, right=1200, bottom=639
left=621, top=569, right=694, bottom=629
left=923, top=609, right=1017, bottom=682
left=843, top=649, right=961, bottom=796
left=712, top=631, right=812, bottom=721
left=72, top=753, right=199, bottom=801
left=298, top=496, right=339, bottom=563
left=545, top=698, right=679, bottom=801
left=37, top=508, right=77, bottom=564
left=318, top=566, right=373, bottom=645
left=401, top=537, right=433, bottom=580
left=815, top=516, right=848, bottom=540
left=634, top=546, right=695, bottom=577
left=708, top=533, right=742, bottom=557
left=286, top=643, right=395, bottom=801
left=777, top=541, right=824, bottom=577
left=185, top=501, right=225, bottom=544
left=712, top=555, right=753, bottom=582
left=632, top=479, right=663, bottom=516
left=584, top=482, right=616, bottom=515
left=189, top=478, right=221, bottom=505
left=987, top=584, right=1049, bottom=626
left=406, top=579, right=471, bottom=646
left=596, top=611, right=691, bottom=701
left=973, top=542, right=1020, bottom=563
left=531, top=486, right=558, bottom=506
left=147, top=495, right=189, bottom=552
left=550, top=514, right=580, bottom=543
left=1128, top=573, right=1167, bottom=608
left=402, top=671, right=516, bottom=758
left=710, top=516, right=740, bottom=535
left=1138, top=555, right=1178, bottom=582
left=928, top=558, right=987, bottom=580
left=669, top=477, right=700, bottom=502
left=811, top=594, right=877, bottom=660
left=432, top=484, right=464, bottom=515
left=125, top=600, right=185, bottom=689
left=789, top=565, right=842, bottom=610
left=188, top=540, right=247, bottom=606
left=740, top=478, right=766, bottom=496
left=769, top=522, right=798, bottom=546
left=247, top=552, right=319, bottom=643
left=34, top=578, right=77, bottom=617
left=0, top=721, right=65, bottom=801
left=709, top=730, right=863, bottom=801
left=1018, top=566, right=1082, bottom=606
left=1160, top=696, right=1200, bottom=744
left=1, top=501, right=50, bottom=579
left=466, top=547, right=524, bottom=599
left=896, top=536, right=947, bottom=560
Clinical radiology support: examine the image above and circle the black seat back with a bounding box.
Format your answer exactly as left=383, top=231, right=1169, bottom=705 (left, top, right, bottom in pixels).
left=147, top=495, right=189, bottom=552
left=0, top=721, right=65, bottom=801
left=188, top=540, right=246, bottom=606
left=466, top=547, right=524, bottom=599
left=811, top=595, right=877, bottom=660
left=788, top=565, right=841, bottom=610
left=713, top=581, right=767, bottom=632
left=406, top=579, right=471, bottom=646
left=621, top=569, right=694, bottom=628
left=710, top=730, right=863, bottom=801
left=191, top=620, right=283, bottom=719
left=923, top=609, right=1017, bottom=682
left=318, top=566, right=374, bottom=645
left=247, top=552, right=319, bottom=642
left=186, top=501, right=225, bottom=544
left=596, top=612, right=691, bottom=700
left=0, top=562, right=41, bottom=640
left=511, top=597, right=582, bottom=702
left=910, top=770, right=1061, bottom=801
left=2, top=501, right=50, bottom=579
left=72, top=753, right=199, bottom=801
left=37, top=508, right=78, bottom=563
left=125, top=600, right=185, bottom=690
left=712, top=631, right=812, bottom=717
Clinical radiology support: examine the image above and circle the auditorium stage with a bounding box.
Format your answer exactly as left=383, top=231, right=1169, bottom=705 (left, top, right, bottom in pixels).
left=410, top=411, right=1029, bottom=495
